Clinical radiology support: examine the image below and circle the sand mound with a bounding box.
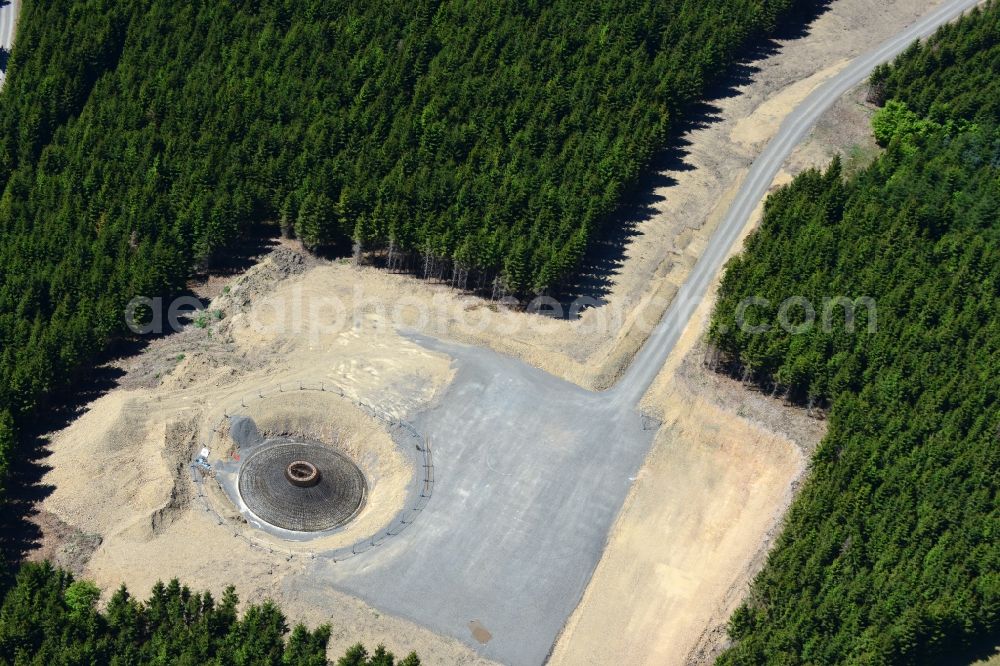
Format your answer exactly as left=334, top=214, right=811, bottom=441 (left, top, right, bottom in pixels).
left=202, top=389, right=415, bottom=550
left=43, top=391, right=179, bottom=539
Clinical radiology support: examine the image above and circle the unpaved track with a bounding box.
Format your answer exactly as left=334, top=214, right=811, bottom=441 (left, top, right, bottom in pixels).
left=612, top=0, right=986, bottom=407
left=23, top=1, right=983, bottom=664
left=304, top=4, right=985, bottom=664
left=309, top=336, right=656, bottom=666
left=0, top=0, right=18, bottom=85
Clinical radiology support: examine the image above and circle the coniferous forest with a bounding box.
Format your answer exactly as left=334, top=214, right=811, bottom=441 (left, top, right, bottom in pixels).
left=711, top=3, right=1000, bottom=663
left=4, top=0, right=997, bottom=663
left=0, top=0, right=821, bottom=549
left=0, top=562, right=417, bottom=665
left=0, top=0, right=823, bottom=661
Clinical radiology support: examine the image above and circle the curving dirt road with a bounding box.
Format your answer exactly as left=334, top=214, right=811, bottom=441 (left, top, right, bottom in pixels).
left=302, top=2, right=985, bottom=665
left=612, top=0, right=987, bottom=408
left=11, top=0, right=980, bottom=663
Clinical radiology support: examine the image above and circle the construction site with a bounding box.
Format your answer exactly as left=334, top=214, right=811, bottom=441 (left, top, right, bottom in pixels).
left=27, top=0, right=964, bottom=663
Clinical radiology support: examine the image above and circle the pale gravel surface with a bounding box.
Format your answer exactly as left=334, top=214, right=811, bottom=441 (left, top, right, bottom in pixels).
left=550, top=1, right=983, bottom=663
left=283, top=4, right=984, bottom=663
left=31, top=1, right=985, bottom=664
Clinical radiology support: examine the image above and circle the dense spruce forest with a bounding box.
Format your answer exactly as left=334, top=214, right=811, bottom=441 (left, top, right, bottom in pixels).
left=0, top=0, right=823, bottom=568
left=0, top=562, right=417, bottom=665
left=711, top=3, right=1000, bottom=663
left=0, top=0, right=827, bottom=660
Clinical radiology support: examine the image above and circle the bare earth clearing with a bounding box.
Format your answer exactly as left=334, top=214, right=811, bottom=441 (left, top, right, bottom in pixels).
left=549, top=0, right=960, bottom=660
left=30, top=0, right=956, bottom=663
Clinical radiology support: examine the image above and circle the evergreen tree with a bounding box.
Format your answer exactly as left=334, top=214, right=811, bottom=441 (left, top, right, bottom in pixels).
left=711, top=7, right=1000, bottom=658
left=0, top=563, right=403, bottom=665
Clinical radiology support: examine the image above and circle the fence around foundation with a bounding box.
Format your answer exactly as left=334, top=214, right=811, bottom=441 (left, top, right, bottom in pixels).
left=189, top=382, right=434, bottom=563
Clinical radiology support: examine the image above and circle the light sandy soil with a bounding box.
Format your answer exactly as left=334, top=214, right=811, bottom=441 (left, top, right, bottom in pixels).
left=38, top=251, right=501, bottom=664
left=187, top=0, right=936, bottom=397
left=547, top=384, right=807, bottom=666
left=547, top=0, right=945, bottom=662
left=33, top=0, right=948, bottom=663
left=547, top=230, right=818, bottom=665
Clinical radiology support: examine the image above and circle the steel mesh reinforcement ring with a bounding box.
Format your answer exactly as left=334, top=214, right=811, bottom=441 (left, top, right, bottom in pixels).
left=238, top=441, right=366, bottom=532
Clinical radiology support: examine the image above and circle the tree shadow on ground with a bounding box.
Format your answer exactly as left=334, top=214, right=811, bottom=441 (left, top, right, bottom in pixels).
left=942, top=643, right=1000, bottom=666
left=0, top=363, right=126, bottom=577
left=556, top=0, right=833, bottom=316
left=0, top=225, right=281, bottom=576
left=202, top=222, right=281, bottom=277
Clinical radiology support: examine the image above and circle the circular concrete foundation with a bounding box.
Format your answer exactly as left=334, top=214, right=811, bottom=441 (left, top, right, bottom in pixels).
left=237, top=441, right=366, bottom=532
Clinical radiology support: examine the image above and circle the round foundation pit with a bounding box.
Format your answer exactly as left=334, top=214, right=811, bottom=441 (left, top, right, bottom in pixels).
left=238, top=441, right=366, bottom=532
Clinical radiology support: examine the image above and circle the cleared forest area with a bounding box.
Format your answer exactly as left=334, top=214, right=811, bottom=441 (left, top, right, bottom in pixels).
left=0, top=0, right=824, bottom=536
